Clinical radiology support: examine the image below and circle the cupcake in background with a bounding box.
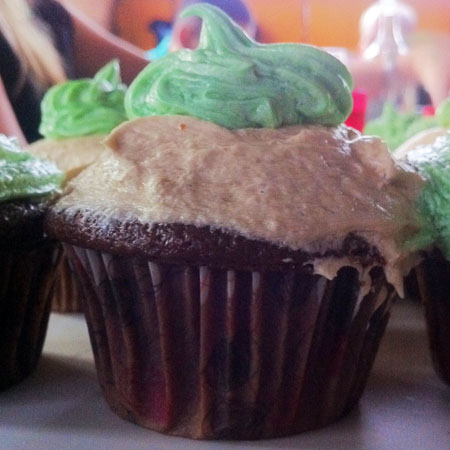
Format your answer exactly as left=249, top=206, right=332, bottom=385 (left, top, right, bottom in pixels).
left=28, top=60, right=128, bottom=313
left=365, top=96, right=450, bottom=301
left=46, top=4, right=425, bottom=439
left=397, top=131, right=450, bottom=386
left=364, top=96, right=450, bottom=152
left=0, top=134, right=64, bottom=390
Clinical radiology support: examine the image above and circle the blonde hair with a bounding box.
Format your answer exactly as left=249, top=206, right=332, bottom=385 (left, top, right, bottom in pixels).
left=0, top=0, right=67, bottom=95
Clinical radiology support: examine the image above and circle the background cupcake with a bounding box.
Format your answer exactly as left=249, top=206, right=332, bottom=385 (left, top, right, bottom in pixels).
left=45, top=4, right=424, bottom=439
left=364, top=97, right=450, bottom=302
left=28, top=60, right=128, bottom=313
left=0, top=134, right=64, bottom=390
left=397, top=131, right=450, bottom=387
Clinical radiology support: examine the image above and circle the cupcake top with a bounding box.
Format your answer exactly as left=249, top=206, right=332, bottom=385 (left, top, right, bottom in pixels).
left=0, top=134, right=64, bottom=203
left=49, top=115, right=422, bottom=293
left=29, top=61, right=127, bottom=179
left=39, top=60, right=127, bottom=139
left=47, top=5, right=424, bottom=295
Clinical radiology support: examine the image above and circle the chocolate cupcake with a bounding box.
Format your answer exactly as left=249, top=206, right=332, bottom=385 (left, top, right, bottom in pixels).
left=28, top=60, right=128, bottom=313
left=45, top=5, right=424, bottom=439
left=0, top=134, right=64, bottom=390
left=396, top=129, right=450, bottom=387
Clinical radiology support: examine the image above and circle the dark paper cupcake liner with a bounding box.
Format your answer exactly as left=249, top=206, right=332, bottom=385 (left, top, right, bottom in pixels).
left=404, top=268, right=421, bottom=302
left=0, top=240, right=60, bottom=390
left=65, top=244, right=395, bottom=439
left=52, top=252, right=83, bottom=313
left=415, top=250, right=450, bottom=386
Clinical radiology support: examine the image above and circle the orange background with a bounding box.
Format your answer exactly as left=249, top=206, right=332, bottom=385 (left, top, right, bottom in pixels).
left=250, top=0, right=450, bottom=48
left=70, top=0, right=450, bottom=51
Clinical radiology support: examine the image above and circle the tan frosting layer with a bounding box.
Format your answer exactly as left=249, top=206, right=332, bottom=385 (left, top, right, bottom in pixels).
left=55, top=115, right=423, bottom=293
left=27, top=135, right=106, bottom=180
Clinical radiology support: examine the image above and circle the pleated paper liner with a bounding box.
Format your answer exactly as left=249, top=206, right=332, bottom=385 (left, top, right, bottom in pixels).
left=52, top=252, right=83, bottom=313
left=0, top=240, right=61, bottom=390
left=414, top=249, right=450, bottom=387
left=65, top=244, right=395, bottom=439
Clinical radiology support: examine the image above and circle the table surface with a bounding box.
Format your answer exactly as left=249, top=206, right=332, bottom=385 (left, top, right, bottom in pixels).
left=1, top=300, right=450, bottom=450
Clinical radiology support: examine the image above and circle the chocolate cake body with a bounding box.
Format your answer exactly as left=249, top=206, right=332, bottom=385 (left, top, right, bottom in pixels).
left=46, top=211, right=386, bottom=273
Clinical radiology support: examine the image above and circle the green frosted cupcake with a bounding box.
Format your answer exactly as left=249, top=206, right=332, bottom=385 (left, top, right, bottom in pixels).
left=0, top=134, right=64, bottom=389
left=397, top=131, right=450, bottom=386
left=28, top=60, right=128, bottom=312
left=45, top=5, right=428, bottom=439
left=29, top=59, right=127, bottom=180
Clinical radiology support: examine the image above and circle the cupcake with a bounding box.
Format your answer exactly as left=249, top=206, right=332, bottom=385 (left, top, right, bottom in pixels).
left=365, top=97, right=450, bottom=301
left=28, top=60, right=128, bottom=313
left=0, top=134, right=64, bottom=390
left=396, top=130, right=450, bottom=386
left=364, top=96, right=450, bottom=153
left=45, top=5, right=424, bottom=439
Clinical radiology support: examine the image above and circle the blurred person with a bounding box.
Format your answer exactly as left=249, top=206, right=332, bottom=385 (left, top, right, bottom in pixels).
left=0, top=0, right=68, bottom=143
left=56, top=0, right=147, bottom=83
left=0, top=0, right=147, bottom=144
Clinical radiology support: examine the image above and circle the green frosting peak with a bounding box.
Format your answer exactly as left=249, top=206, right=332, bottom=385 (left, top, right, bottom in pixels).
left=126, top=4, right=353, bottom=129
left=405, top=132, right=450, bottom=257
left=39, top=60, right=127, bottom=139
left=0, top=135, right=64, bottom=202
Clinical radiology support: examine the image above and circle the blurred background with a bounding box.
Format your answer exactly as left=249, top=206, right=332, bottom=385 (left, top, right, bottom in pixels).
left=63, top=0, right=450, bottom=128
left=68, top=0, right=449, bottom=50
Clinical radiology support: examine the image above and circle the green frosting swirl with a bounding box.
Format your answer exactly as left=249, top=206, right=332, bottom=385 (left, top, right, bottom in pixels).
left=0, top=135, right=64, bottom=202
left=39, top=60, right=127, bottom=139
left=125, top=4, right=353, bottom=129
left=405, top=132, right=450, bottom=257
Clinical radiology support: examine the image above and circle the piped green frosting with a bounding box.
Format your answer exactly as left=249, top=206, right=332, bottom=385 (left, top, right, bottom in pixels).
left=405, top=132, right=450, bottom=257
left=0, top=135, right=64, bottom=202
left=125, top=4, right=353, bottom=129
left=39, top=60, right=127, bottom=139
left=364, top=97, right=450, bottom=151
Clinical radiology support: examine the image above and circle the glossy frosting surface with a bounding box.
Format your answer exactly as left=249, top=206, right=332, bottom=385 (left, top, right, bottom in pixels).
left=125, top=4, right=353, bottom=129
left=54, top=116, right=423, bottom=288
left=39, top=61, right=127, bottom=139
left=0, top=134, right=64, bottom=202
